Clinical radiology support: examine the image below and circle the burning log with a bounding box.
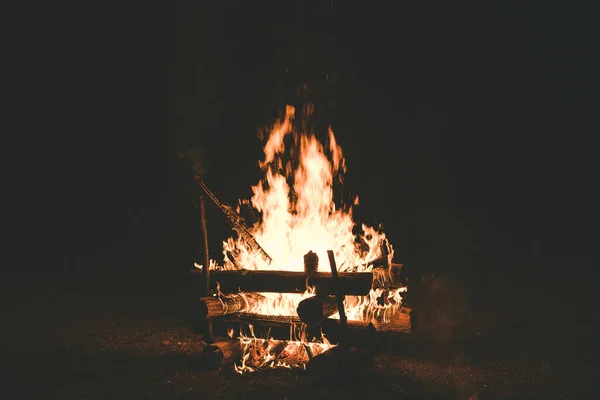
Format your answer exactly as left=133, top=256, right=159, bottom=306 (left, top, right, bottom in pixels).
left=189, top=263, right=402, bottom=296
left=296, top=295, right=338, bottom=325
left=196, top=293, right=265, bottom=319
left=377, top=307, right=416, bottom=352
left=190, top=269, right=373, bottom=296
left=320, top=319, right=378, bottom=349
left=213, top=313, right=304, bottom=344
left=214, top=313, right=378, bottom=348
left=378, top=307, right=413, bottom=333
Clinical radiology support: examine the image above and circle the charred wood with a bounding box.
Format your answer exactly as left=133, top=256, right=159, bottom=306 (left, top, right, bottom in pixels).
left=212, top=313, right=378, bottom=348
left=198, top=339, right=243, bottom=369
left=189, top=264, right=403, bottom=295
left=190, top=269, right=373, bottom=296
left=296, top=295, right=338, bottom=325
left=377, top=307, right=413, bottom=333
left=214, top=313, right=304, bottom=343
left=320, top=318, right=378, bottom=349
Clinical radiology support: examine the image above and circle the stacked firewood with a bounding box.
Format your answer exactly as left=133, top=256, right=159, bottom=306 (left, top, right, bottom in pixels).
left=189, top=248, right=413, bottom=372
left=184, top=163, right=413, bottom=372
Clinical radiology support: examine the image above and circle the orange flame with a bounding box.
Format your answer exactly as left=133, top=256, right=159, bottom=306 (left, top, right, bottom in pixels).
left=210, top=105, right=404, bottom=371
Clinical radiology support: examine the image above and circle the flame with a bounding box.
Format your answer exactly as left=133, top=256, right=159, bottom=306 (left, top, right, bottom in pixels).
left=210, top=105, right=404, bottom=372
left=233, top=324, right=334, bottom=374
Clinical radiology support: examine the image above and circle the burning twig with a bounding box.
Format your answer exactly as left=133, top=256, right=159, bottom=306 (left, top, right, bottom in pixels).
left=181, top=156, right=273, bottom=265
left=194, top=176, right=272, bottom=265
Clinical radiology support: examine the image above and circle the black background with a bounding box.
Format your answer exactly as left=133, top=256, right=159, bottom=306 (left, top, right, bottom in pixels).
left=14, top=2, right=598, bottom=311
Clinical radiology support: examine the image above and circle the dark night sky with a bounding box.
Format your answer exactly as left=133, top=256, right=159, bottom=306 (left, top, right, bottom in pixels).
left=18, top=2, right=598, bottom=303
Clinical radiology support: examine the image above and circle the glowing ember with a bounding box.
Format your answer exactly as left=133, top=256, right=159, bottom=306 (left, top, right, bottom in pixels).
left=200, top=105, right=405, bottom=372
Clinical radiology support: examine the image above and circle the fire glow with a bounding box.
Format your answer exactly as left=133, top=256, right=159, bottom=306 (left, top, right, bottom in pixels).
left=197, top=105, right=405, bottom=373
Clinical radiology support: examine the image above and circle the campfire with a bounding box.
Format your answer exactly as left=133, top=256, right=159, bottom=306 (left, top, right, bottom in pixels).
left=187, top=105, right=412, bottom=374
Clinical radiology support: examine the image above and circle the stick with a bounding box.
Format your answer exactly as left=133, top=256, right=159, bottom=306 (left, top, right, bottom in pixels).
left=327, top=250, right=348, bottom=348
left=199, top=196, right=213, bottom=343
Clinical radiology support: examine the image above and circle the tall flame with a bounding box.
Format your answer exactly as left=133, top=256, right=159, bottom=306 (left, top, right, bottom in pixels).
left=223, top=105, right=382, bottom=272
left=210, top=105, right=404, bottom=372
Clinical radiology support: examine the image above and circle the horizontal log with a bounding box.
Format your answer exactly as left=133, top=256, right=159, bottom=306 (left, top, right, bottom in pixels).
left=190, top=263, right=403, bottom=296
left=198, top=339, right=243, bottom=369
left=196, top=293, right=264, bottom=318
left=377, top=308, right=412, bottom=333
left=190, top=269, right=373, bottom=296
left=214, top=313, right=378, bottom=348
left=297, top=295, right=338, bottom=325
left=321, top=318, right=378, bottom=348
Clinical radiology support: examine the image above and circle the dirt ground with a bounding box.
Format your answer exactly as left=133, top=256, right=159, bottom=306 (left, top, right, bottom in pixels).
left=2, top=285, right=599, bottom=400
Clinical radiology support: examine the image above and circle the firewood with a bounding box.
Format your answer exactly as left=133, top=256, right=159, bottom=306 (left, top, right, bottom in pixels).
left=378, top=309, right=412, bottom=333
left=320, top=319, right=378, bottom=348
left=376, top=307, right=416, bottom=353
left=196, top=293, right=265, bottom=318
left=296, top=295, right=338, bottom=325
left=189, top=263, right=403, bottom=295
left=213, top=314, right=378, bottom=348
left=189, top=269, right=373, bottom=296
left=198, top=339, right=242, bottom=369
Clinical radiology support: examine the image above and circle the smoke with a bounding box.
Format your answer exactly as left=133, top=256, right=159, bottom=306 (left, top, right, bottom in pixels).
left=180, top=147, right=208, bottom=176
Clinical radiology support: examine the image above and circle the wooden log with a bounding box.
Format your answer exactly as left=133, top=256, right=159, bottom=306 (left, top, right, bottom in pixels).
left=198, top=339, right=243, bottom=369
left=376, top=307, right=416, bottom=353
left=213, top=313, right=378, bottom=348
left=296, top=295, right=338, bottom=325
left=189, top=263, right=403, bottom=295
left=213, top=313, right=304, bottom=343
left=196, top=293, right=265, bottom=318
left=377, top=308, right=413, bottom=333
left=189, top=269, right=373, bottom=296
left=321, top=319, right=378, bottom=349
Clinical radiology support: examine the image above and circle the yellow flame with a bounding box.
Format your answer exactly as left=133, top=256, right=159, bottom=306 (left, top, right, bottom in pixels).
left=210, top=105, right=405, bottom=371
